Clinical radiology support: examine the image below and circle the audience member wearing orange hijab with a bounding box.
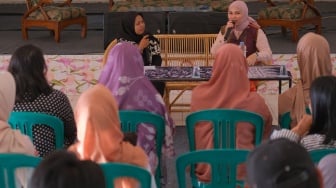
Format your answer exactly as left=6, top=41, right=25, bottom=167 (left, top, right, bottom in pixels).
left=278, top=32, right=332, bottom=128
left=190, top=44, right=273, bottom=182
left=68, top=84, right=151, bottom=188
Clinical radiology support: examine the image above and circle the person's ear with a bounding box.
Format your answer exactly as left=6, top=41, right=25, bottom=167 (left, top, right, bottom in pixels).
left=316, top=168, right=324, bottom=188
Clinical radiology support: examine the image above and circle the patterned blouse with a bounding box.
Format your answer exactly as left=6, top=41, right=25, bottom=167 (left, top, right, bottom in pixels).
left=271, top=129, right=336, bottom=151
left=13, top=89, right=77, bottom=157
left=118, top=37, right=162, bottom=66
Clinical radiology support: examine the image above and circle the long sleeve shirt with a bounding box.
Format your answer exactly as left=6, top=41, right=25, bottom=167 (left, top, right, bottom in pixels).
left=270, top=129, right=336, bottom=151
left=211, top=29, right=272, bottom=64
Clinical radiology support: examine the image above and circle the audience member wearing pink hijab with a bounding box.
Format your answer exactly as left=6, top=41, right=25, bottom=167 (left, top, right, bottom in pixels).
left=0, top=71, right=35, bottom=155
left=191, top=44, right=273, bottom=182
left=278, top=32, right=332, bottom=128
left=68, top=84, right=150, bottom=188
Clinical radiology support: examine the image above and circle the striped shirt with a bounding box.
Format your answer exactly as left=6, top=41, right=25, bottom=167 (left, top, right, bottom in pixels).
left=271, top=129, right=336, bottom=151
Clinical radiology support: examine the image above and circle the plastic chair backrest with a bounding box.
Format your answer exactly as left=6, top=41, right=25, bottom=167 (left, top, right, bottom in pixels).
left=8, top=112, right=64, bottom=149
left=309, top=148, right=336, bottom=164
left=0, top=153, right=41, bottom=188
left=176, top=149, right=249, bottom=188
left=118, top=110, right=165, bottom=188
left=100, top=162, right=151, bottom=188
left=279, top=107, right=311, bottom=129
left=186, top=109, right=264, bottom=151
left=102, top=39, right=117, bottom=66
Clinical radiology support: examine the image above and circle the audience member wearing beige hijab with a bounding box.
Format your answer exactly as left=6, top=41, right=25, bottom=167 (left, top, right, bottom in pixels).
left=190, top=44, right=273, bottom=182
left=0, top=71, right=35, bottom=154
left=68, top=84, right=151, bottom=188
left=278, top=32, right=332, bottom=128
left=0, top=71, right=37, bottom=188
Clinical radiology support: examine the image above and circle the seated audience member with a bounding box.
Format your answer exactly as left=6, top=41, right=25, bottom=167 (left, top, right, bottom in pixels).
left=1, top=71, right=37, bottom=188
left=68, top=84, right=155, bottom=188
left=272, top=76, right=336, bottom=150
left=7, top=44, right=77, bottom=157
left=246, top=138, right=323, bottom=188
left=117, top=12, right=165, bottom=96
left=278, top=32, right=332, bottom=128
left=28, top=150, right=105, bottom=188
left=318, top=154, right=336, bottom=188
left=99, top=42, right=175, bottom=175
left=190, top=44, right=272, bottom=182
left=0, top=71, right=36, bottom=155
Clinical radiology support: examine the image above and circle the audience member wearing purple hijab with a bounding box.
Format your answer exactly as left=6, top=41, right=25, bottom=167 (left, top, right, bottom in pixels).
left=318, top=154, right=336, bottom=188
left=98, top=42, right=175, bottom=175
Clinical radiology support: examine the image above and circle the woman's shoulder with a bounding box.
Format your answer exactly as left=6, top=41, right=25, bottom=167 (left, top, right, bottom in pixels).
left=118, top=38, right=137, bottom=44
left=49, top=89, right=71, bottom=102
left=148, top=35, right=159, bottom=43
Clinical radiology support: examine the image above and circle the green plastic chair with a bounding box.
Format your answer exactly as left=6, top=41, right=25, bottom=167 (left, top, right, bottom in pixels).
left=100, top=162, right=152, bottom=188
left=176, top=149, right=249, bottom=188
left=0, top=153, right=41, bottom=188
left=186, top=109, right=264, bottom=151
left=8, top=112, right=64, bottom=149
left=118, top=110, right=165, bottom=188
left=279, top=107, right=311, bottom=129
left=186, top=108, right=263, bottom=187
left=309, top=148, right=336, bottom=164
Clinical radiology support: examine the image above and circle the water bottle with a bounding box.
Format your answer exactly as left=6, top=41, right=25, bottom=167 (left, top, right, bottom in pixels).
left=192, top=65, right=201, bottom=78
left=280, top=65, right=287, bottom=75
left=239, top=41, right=247, bottom=58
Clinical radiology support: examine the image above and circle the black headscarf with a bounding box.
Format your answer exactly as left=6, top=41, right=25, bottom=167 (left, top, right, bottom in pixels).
left=118, top=12, right=164, bottom=95
left=119, top=12, right=149, bottom=44
left=118, top=12, right=162, bottom=67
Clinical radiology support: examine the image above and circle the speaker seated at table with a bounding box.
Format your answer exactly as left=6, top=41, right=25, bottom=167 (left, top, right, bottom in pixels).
left=104, top=12, right=166, bottom=49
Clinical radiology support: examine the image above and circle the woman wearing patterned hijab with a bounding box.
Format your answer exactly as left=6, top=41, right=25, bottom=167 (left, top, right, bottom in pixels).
left=211, top=0, right=272, bottom=66
left=278, top=32, right=332, bottom=128
left=98, top=42, right=175, bottom=176
left=68, top=84, right=150, bottom=188
left=191, top=44, right=273, bottom=182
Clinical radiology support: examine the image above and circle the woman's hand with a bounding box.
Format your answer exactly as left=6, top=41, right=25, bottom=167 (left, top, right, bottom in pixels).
left=224, top=20, right=235, bottom=39
left=226, top=20, right=235, bottom=31
left=292, top=114, right=313, bottom=136
left=246, top=53, right=257, bottom=66
left=138, top=35, right=150, bottom=53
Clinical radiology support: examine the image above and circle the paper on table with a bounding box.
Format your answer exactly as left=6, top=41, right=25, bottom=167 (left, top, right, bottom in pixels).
left=144, top=66, right=156, bottom=74
left=144, top=66, right=156, bottom=70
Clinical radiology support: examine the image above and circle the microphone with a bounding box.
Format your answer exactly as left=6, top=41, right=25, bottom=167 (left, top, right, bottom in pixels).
left=224, top=21, right=235, bottom=41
